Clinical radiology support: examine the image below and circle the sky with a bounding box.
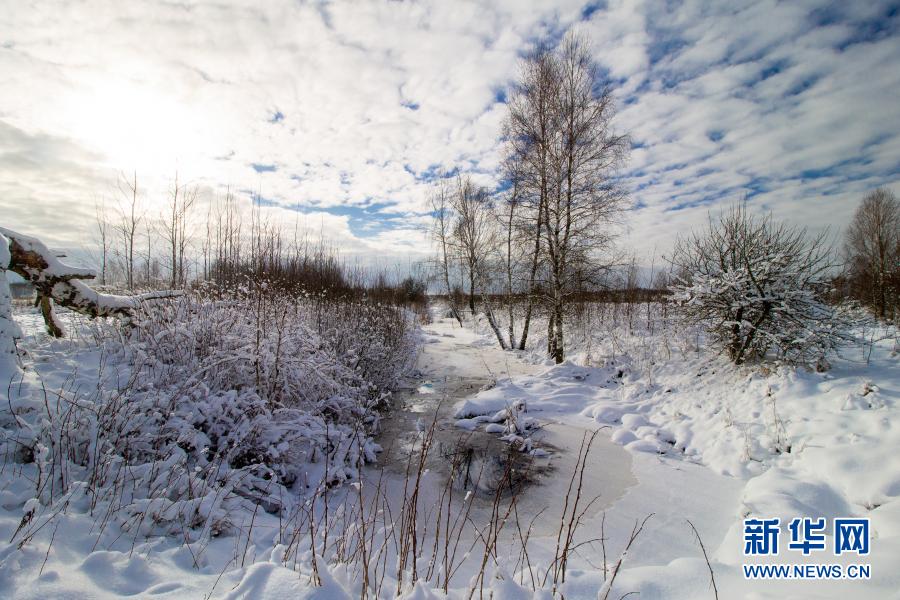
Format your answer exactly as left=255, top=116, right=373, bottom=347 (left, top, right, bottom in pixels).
left=1, top=0, right=898, bottom=266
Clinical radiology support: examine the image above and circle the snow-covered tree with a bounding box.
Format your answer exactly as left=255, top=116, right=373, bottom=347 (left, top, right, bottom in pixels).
left=669, top=205, right=847, bottom=367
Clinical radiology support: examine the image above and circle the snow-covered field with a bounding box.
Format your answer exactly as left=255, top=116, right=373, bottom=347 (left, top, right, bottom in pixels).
left=0, top=298, right=897, bottom=599
left=460, top=304, right=900, bottom=598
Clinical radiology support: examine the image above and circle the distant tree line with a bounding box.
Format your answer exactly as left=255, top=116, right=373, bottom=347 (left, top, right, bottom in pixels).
left=92, top=173, right=427, bottom=308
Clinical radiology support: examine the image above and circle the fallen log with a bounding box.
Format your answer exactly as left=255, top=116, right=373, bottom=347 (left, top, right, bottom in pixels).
left=1, top=226, right=180, bottom=337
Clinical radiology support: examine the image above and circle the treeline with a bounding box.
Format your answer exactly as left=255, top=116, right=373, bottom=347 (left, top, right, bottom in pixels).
left=204, top=205, right=427, bottom=305
left=92, top=176, right=427, bottom=306
left=430, top=288, right=671, bottom=305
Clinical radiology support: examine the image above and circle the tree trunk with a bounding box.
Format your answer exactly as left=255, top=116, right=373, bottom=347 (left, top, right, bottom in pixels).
left=553, top=301, right=564, bottom=364
left=38, top=295, right=63, bottom=338
left=519, top=301, right=534, bottom=350
left=518, top=237, right=542, bottom=349
left=547, top=311, right=556, bottom=357
left=507, top=303, right=516, bottom=350
left=735, top=303, right=770, bottom=365
left=440, top=244, right=462, bottom=327
left=481, top=290, right=508, bottom=350
left=729, top=307, right=744, bottom=362
left=504, top=195, right=518, bottom=349
left=0, top=233, right=21, bottom=369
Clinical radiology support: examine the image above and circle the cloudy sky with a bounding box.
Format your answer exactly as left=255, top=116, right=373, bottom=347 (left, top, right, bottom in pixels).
left=1, top=0, right=898, bottom=264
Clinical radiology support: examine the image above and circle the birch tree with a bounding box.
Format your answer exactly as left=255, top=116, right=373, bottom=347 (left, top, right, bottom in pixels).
left=504, top=43, right=556, bottom=351
left=430, top=180, right=463, bottom=325
left=496, top=167, right=523, bottom=349
left=844, top=188, right=899, bottom=319
left=503, top=33, right=628, bottom=362
left=160, top=173, right=198, bottom=288
left=450, top=176, right=508, bottom=348
left=541, top=33, right=628, bottom=362
left=93, top=200, right=111, bottom=286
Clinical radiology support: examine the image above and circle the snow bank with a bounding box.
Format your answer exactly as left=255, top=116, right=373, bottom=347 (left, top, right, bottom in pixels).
left=459, top=302, right=900, bottom=597
left=0, top=232, right=21, bottom=376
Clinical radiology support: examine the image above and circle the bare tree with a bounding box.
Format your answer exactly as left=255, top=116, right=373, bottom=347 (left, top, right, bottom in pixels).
left=541, top=33, right=629, bottom=363
left=503, top=34, right=629, bottom=362
left=844, top=188, right=900, bottom=319
left=450, top=176, right=508, bottom=348
left=93, top=199, right=112, bottom=286
left=670, top=204, right=846, bottom=366
left=159, top=172, right=198, bottom=288
left=201, top=195, right=213, bottom=281
left=430, top=180, right=463, bottom=326
left=115, top=171, right=142, bottom=291
left=496, top=168, right=523, bottom=348
left=210, top=188, right=243, bottom=286
left=504, top=43, right=556, bottom=351
left=143, top=218, right=153, bottom=286
left=450, top=176, right=490, bottom=316
left=177, top=185, right=197, bottom=284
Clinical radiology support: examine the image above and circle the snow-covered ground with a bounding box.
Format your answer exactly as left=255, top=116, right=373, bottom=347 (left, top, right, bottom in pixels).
left=0, top=300, right=897, bottom=598
left=458, top=306, right=900, bottom=598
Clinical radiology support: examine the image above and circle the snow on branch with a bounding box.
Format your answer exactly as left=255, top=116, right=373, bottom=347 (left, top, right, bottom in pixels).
left=668, top=205, right=851, bottom=367
left=0, top=226, right=180, bottom=337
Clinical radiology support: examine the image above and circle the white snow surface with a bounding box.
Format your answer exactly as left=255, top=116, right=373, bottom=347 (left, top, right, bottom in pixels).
left=0, top=301, right=897, bottom=599
left=458, top=308, right=900, bottom=598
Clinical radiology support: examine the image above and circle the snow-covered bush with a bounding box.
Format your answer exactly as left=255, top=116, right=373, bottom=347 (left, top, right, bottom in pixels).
left=2, top=283, right=416, bottom=543
left=669, top=205, right=850, bottom=366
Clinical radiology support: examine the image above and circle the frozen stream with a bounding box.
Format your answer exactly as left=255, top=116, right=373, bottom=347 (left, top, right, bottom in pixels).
left=374, top=312, right=637, bottom=537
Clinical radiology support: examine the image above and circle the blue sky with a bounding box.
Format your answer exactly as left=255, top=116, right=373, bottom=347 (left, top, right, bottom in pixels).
left=0, top=0, right=897, bottom=261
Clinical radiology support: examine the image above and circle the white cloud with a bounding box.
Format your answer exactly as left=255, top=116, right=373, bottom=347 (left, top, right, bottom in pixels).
left=0, top=0, right=589, bottom=254
left=605, top=0, right=900, bottom=260
left=0, top=0, right=897, bottom=268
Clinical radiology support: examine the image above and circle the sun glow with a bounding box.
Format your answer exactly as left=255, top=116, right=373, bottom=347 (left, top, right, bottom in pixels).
left=62, top=79, right=220, bottom=177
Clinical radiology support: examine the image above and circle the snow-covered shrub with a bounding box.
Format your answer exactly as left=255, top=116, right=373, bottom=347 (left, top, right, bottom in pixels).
left=310, top=297, right=415, bottom=401
left=669, top=205, right=851, bottom=366
left=102, top=284, right=415, bottom=479
left=2, top=283, right=416, bottom=544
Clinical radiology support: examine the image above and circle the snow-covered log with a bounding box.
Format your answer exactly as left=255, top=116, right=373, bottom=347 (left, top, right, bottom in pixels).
left=0, top=226, right=180, bottom=337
